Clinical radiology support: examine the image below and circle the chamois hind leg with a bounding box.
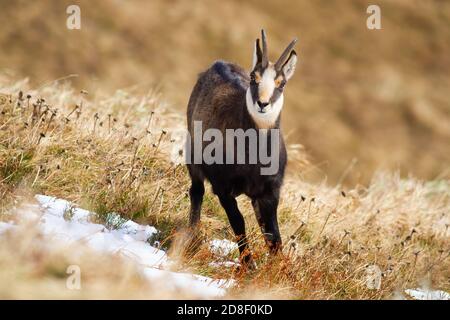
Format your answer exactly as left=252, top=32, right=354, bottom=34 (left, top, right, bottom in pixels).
left=252, top=195, right=282, bottom=254
left=217, top=193, right=255, bottom=268
left=187, top=167, right=205, bottom=227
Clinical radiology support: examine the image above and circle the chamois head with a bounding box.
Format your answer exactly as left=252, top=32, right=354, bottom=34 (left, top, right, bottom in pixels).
left=246, top=29, right=298, bottom=129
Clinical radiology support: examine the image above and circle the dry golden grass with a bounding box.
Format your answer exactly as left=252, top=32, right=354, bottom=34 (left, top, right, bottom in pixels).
left=0, top=78, right=448, bottom=299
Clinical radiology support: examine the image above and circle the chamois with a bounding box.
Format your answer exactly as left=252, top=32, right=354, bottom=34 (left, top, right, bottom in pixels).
left=186, top=30, right=298, bottom=267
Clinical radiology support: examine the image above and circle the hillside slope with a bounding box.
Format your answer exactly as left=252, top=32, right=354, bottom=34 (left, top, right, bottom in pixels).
left=1, top=0, right=449, bottom=183
left=0, top=78, right=448, bottom=299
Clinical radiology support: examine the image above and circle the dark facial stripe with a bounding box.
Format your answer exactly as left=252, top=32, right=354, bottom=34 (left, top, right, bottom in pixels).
left=270, top=86, right=283, bottom=105
left=250, top=82, right=259, bottom=104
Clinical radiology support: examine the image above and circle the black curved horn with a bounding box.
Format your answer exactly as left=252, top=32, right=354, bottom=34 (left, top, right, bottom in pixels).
left=274, top=38, right=297, bottom=71
left=261, top=29, right=268, bottom=68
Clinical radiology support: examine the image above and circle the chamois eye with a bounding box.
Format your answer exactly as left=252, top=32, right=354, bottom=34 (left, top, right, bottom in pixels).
left=250, top=72, right=261, bottom=84
left=275, top=77, right=286, bottom=89
left=277, top=80, right=286, bottom=89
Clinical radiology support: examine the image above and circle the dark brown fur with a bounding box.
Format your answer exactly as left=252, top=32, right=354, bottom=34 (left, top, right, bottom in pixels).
left=186, top=60, right=287, bottom=266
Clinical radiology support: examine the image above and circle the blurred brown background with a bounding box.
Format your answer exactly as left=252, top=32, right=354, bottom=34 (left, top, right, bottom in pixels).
left=1, top=0, right=449, bottom=184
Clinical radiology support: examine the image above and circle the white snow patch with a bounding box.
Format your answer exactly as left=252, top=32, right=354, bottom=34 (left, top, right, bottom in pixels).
left=209, top=261, right=240, bottom=268
left=142, top=268, right=231, bottom=298
left=209, top=239, right=238, bottom=257
left=208, top=239, right=240, bottom=268
left=405, top=288, right=450, bottom=300
left=0, top=221, right=16, bottom=234
left=0, top=194, right=233, bottom=298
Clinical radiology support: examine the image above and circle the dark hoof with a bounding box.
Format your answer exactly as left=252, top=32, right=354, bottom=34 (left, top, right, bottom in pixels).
left=237, top=254, right=257, bottom=272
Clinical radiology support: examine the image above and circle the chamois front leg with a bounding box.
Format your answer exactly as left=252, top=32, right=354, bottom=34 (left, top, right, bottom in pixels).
left=217, top=193, right=255, bottom=268
left=252, top=195, right=282, bottom=254
left=188, top=177, right=205, bottom=227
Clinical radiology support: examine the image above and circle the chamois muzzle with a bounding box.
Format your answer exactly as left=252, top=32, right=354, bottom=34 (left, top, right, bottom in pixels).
left=257, top=100, right=269, bottom=112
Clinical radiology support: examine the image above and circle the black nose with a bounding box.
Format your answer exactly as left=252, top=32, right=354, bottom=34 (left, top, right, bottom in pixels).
left=257, top=101, right=269, bottom=109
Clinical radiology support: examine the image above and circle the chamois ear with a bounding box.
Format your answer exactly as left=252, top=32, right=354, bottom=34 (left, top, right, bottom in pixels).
left=252, top=38, right=262, bottom=70
left=282, top=50, right=297, bottom=80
